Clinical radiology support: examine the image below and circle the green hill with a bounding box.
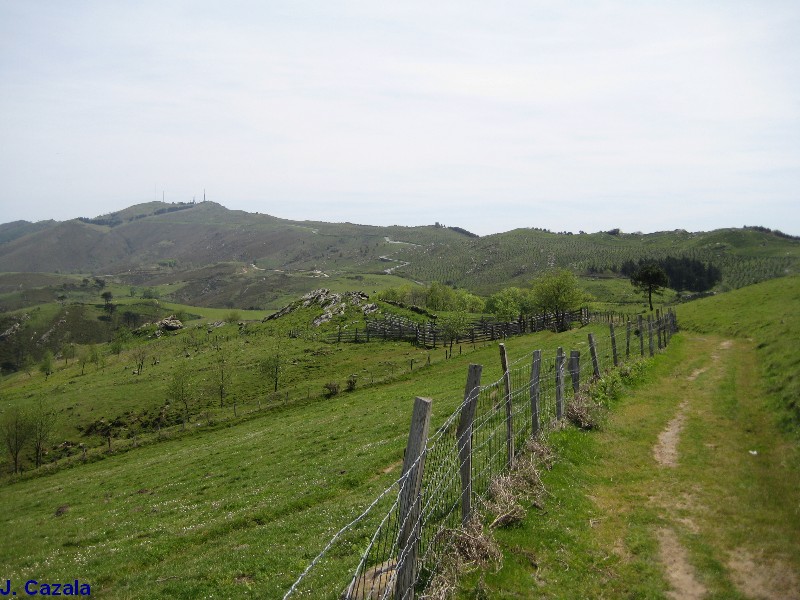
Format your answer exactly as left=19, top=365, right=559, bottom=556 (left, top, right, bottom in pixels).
left=2, top=203, right=798, bottom=295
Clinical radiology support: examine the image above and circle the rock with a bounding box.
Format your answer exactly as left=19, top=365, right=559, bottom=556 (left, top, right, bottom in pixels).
left=158, top=315, right=183, bottom=330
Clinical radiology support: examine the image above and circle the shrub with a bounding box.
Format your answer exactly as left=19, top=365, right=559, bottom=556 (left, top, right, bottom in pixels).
left=323, top=382, right=340, bottom=397
left=346, top=374, right=357, bottom=392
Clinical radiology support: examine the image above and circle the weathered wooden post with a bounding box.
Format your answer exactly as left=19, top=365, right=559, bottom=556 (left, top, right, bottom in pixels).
left=588, top=333, right=601, bottom=379
left=648, top=316, right=655, bottom=357
left=610, top=323, right=618, bottom=367
left=656, top=309, right=663, bottom=350
left=530, top=350, right=542, bottom=438
left=395, top=397, right=432, bottom=599
left=626, top=318, right=632, bottom=359
left=555, top=347, right=565, bottom=419
left=457, top=365, right=482, bottom=525
left=499, top=344, right=514, bottom=468
left=638, top=314, right=645, bottom=357
left=569, top=350, right=580, bottom=394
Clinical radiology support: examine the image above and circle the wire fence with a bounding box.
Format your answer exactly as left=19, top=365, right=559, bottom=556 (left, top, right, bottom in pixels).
left=322, top=308, right=591, bottom=346
left=284, top=310, right=677, bottom=599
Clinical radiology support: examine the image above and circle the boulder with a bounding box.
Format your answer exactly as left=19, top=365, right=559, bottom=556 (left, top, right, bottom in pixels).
left=158, top=315, right=183, bottom=331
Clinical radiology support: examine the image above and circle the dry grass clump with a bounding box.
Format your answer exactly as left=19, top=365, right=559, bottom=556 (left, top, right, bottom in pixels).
left=526, top=437, right=555, bottom=470
left=422, top=438, right=553, bottom=599
left=487, top=475, right=527, bottom=528
left=484, top=442, right=550, bottom=528
left=566, top=391, right=604, bottom=430
left=422, top=517, right=501, bottom=600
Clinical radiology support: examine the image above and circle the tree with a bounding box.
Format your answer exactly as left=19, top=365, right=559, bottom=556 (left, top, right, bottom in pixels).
left=486, top=287, right=528, bottom=322
left=3, top=405, right=33, bottom=474
left=31, top=398, right=56, bottom=468
left=167, top=363, right=192, bottom=430
left=438, top=311, right=471, bottom=353
left=426, top=282, right=456, bottom=311
left=259, top=353, right=281, bottom=397
left=133, top=346, right=147, bottom=374
left=78, top=347, right=89, bottom=375
left=531, top=269, right=584, bottom=332
left=212, top=349, right=231, bottom=408
left=39, top=350, right=54, bottom=380
left=630, top=262, right=669, bottom=311
left=101, top=291, right=113, bottom=307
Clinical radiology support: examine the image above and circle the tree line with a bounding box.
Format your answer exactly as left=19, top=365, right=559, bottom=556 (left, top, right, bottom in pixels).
left=618, top=256, right=721, bottom=292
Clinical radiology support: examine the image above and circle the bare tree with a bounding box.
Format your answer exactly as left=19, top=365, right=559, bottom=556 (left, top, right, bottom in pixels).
left=31, top=398, right=57, bottom=468
left=213, top=349, right=231, bottom=408
left=167, top=363, right=192, bottom=430
left=3, top=405, right=33, bottom=474
left=259, top=353, right=281, bottom=398
left=133, top=347, right=147, bottom=374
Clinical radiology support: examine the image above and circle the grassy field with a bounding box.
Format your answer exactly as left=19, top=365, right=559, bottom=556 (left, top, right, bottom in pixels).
left=1, top=275, right=798, bottom=598
left=0, top=306, right=616, bottom=598
left=458, top=276, right=800, bottom=598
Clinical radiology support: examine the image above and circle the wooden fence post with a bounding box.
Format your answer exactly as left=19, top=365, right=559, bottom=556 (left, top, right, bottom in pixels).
left=588, top=333, right=601, bottom=379
left=610, top=323, right=618, bottom=367
left=530, top=350, right=541, bottom=438
left=457, top=365, right=482, bottom=525
left=638, top=314, right=644, bottom=357
left=648, top=316, right=655, bottom=357
left=499, top=344, right=515, bottom=468
left=569, top=350, right=580, bottom=394
left=395, top=397, right=433, bottom=600
left=556, top=347, right=565, bottom=419
left=626, top=318, right=631, bottom=359
left=655, top=309, right=662, bottom=350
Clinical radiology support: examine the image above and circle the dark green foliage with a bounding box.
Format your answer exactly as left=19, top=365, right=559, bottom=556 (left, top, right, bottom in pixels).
left=630, top=262, right=669, bottom=311
left=620, top=256, right=721, bottom=292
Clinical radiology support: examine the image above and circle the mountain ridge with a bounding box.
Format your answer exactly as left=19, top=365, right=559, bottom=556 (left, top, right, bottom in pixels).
left=1, top=201, right=798, bottom=302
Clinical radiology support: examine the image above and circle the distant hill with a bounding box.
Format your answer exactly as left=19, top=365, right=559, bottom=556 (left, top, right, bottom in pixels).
left=1, top=201, right=798, bottom=301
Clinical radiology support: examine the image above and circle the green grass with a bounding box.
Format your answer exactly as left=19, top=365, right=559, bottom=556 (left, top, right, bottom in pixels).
left=2, top=276, right=798, bottom=598
left=0, top=311, right=617, bottom=598
left=456, top=276, right=800, bottom=598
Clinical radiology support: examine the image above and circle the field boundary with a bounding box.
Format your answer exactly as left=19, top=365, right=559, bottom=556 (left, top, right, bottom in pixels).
left=284, top=310, right=678, bottom=598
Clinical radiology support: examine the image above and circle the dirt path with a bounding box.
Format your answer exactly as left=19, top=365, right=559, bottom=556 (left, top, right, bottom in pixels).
left=656, top=527, right=707, bottom=599
left=649, top=338, right=799, bottom=600
left=649, top=342, right=733, bottom=598
left=469, top=333, right=800, bottom=599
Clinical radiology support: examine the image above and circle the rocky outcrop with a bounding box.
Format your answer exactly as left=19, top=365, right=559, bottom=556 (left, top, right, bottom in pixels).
left=264, top=289, right=376, bottom=326
left=158, top=315, right=183, bottom=330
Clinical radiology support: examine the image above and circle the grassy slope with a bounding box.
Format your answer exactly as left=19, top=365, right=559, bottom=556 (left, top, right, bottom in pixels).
left=459, top=276, right=800, bottom=598
left=0, top=318, right=614, bottom=598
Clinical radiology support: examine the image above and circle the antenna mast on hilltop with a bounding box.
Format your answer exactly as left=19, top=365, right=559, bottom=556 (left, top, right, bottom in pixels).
left=204, top=188, right=206, bottom=202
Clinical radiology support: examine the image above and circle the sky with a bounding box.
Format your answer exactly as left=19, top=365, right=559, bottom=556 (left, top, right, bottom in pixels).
left=1, top=0, right=799, bottom=236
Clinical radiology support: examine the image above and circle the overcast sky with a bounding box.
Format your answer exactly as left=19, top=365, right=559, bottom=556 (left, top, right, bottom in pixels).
left=1, top=1, right=798, bottom=236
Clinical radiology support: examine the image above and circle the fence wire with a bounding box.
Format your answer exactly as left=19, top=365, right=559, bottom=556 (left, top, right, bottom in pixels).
left=284, top=311, right=677, bottom=599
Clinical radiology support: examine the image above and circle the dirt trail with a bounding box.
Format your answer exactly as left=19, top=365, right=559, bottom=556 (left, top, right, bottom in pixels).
left=653, top=402, right=688, bottom=468
left=652, top=340, right=734, bottom=598
left=656, top=527, right=707, bottom=599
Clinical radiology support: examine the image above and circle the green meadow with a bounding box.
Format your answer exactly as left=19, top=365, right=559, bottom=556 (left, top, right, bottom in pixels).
left=1, top=275, right=798, bottom=598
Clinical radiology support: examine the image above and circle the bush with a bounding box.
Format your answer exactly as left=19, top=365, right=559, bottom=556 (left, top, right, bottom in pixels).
left=346, top=374, right=357, bottom=392
left=323, top=382, right=340, bottom=397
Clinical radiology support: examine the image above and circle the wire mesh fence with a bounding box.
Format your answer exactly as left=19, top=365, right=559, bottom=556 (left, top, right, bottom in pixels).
left=284, top=311, right=677, bottom=599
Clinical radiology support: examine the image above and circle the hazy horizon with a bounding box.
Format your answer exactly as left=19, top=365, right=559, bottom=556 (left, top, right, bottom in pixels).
left=1, top=2, right=798, bottom=237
